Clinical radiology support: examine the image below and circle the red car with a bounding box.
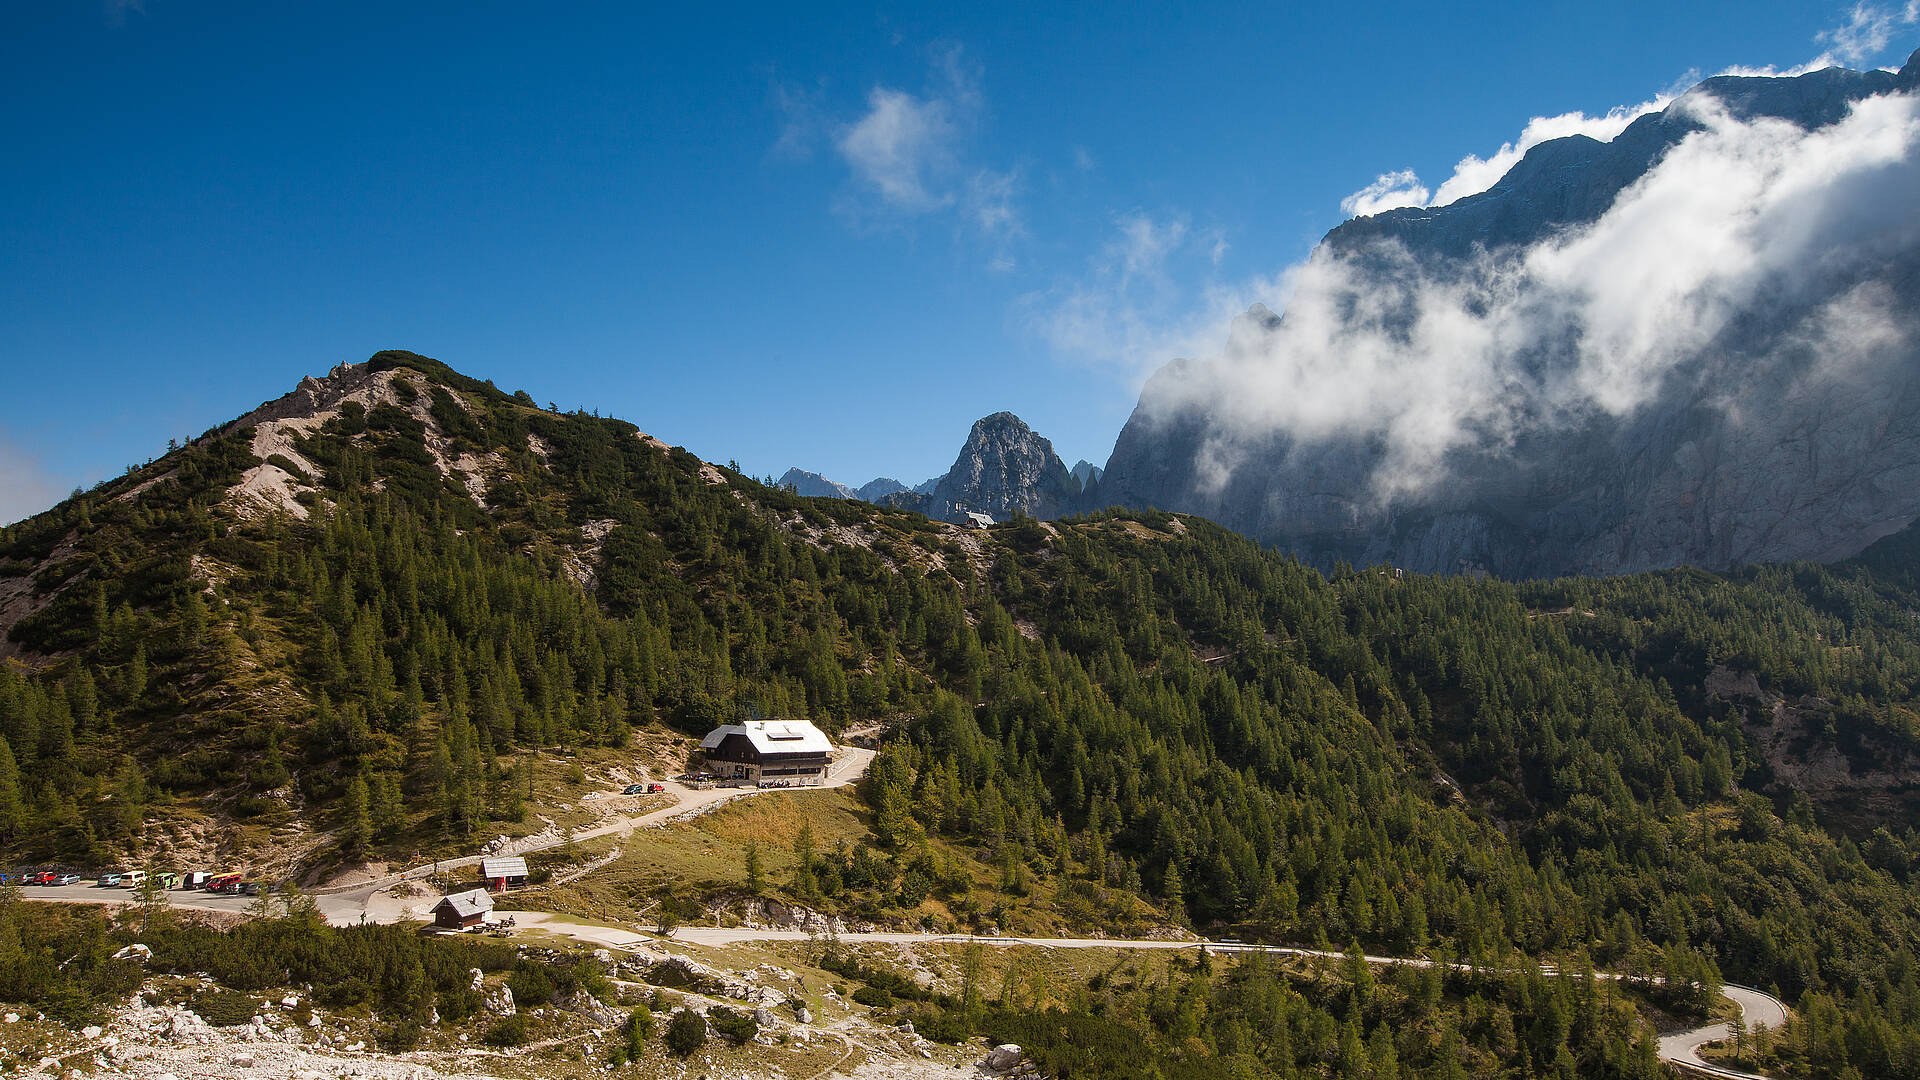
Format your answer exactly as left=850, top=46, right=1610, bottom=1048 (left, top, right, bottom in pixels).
left=23, top=872, right=56, bottom=886
left=647, top=783, right=665, bottom=794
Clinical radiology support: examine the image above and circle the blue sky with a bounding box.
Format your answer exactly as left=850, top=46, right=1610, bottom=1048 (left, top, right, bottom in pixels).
left=3, top=0, right=1916, bottom=524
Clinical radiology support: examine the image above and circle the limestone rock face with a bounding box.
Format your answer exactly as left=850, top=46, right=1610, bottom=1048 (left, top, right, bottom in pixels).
left=920, top=412, right=1078, bottom=524
left=1100, top=52, right=1920, bottom=577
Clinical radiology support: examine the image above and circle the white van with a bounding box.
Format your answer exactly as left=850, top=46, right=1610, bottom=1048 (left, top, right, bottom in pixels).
left=120, top=870, right=146, bottom=889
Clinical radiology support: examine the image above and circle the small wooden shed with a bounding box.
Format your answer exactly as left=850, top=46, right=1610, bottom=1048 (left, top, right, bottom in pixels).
left=480, top=855, right=529, bottom=891
left=432, top=888, right=494, bottom=929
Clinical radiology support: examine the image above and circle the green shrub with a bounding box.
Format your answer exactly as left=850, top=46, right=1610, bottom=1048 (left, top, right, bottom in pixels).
left=191, top=989, right=256, bottom=1026
left=484, top=1014, right=529, bottom=1047
left=377, top=1019, right=421, bottom=1052
left=264, top=454, right=310, bottom=482
left=707, top=1004, right=757, bottom=1044
left=507, top=964, right=556, bottom=1007
left=664, top=1009, right=707, bottom=1056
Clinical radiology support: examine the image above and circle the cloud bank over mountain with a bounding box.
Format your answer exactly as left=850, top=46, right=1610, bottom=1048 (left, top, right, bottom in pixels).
left=1153, top=81, right=1920, bottom=502
left=1100, top=52, right=1920, bottom=576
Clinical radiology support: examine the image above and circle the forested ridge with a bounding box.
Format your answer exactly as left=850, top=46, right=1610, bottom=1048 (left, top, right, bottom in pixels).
left=3, top=351, right=1920, bottom=1076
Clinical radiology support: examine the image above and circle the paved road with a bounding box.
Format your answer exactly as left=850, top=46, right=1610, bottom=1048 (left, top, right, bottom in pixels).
left=1658, top=984, right=1789, bottom=1079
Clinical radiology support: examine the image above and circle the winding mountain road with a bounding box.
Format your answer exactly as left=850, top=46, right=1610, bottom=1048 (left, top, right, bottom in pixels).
left=1658, top=984, right=1789, bottom=1079
left=15, top=740, right=1780, bottom=1076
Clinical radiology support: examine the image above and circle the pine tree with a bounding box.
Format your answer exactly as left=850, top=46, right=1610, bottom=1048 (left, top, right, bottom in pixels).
left=0, top=737, right=22, bottom=839
left=793, top=821, right=816, bottom=897
left=342, top=773, right=372, bottom=859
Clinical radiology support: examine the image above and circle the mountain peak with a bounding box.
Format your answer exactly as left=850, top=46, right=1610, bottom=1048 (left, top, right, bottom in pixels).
left=924, top=413, right=1075, bottom=523
left=777, top=468, right=856, bottom=500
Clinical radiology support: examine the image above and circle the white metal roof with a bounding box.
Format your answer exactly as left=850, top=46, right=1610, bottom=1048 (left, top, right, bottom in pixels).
left=480, top=856, right=528, bottom=879
left=435, top=888, right=494, bottom=918
left=700, top=719, right=835, bottom=756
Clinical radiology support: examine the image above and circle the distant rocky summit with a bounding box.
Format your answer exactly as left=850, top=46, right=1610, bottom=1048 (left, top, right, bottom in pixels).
left=784, top=413, right=1081, bottom=525
left=855, top=477, right=909, bottom=501
left=1070, top=460, right=1104, bottom=497
left=777, top=468, right=857, bottom=500
left=916, top=412, right=1079, bottom=523
left=1099, top=50, right=1920, bottom=577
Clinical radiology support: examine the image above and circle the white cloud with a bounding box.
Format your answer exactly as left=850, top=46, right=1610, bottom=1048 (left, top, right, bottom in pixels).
left=1817, top=1, right=1920, bottom=65
left=1028, top=211, right=1265, bottom=386
left=1721, top=2, right=1918, bottom=77
left=837, top=85, right=962, bottom=212
left=1113, top=213, right=1187, bottom=280
left=0, top=436, right=62, bottom=527
left=1340, top=169, right=1431, bottom=217
left=1134, top=84, right=1920, bottom=502
left=769, top=81, right=826, bottom=161
left=965, top=167, right=1023, bottom=238
left=789, top=44, right=1022, bottom=263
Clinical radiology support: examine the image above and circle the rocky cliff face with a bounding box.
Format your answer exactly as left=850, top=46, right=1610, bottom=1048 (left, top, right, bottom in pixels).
left=1101, top=51, right=1920, bottom=577
left=784, top=414, right=1078, bottom=525
left=919, top=412, right=1078, bottom=523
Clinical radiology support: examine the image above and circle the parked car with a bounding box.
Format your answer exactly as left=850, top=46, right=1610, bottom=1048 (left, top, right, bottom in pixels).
left=154, top=872, right=179, bottom=889
left=622, top=783, right=646, bottom=794
left=240, top=882, right=261, bottom=896
left=54, top=874, right=81, bottom=886
left=205, top=873, right=242, bottom=892
left=120, top=870, right=147, bottom=889
left=96, top=872, right=124, bottom=887
left=23, top=871, right=56, bottom=886
left=647, top=783, right=666, bottom=793
left=179, top=871, right=211, bottom=889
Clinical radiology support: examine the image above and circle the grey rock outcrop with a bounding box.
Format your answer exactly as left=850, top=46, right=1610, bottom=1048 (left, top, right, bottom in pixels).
left=1100, top=51, right=1920, bottom=578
